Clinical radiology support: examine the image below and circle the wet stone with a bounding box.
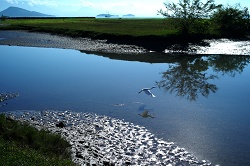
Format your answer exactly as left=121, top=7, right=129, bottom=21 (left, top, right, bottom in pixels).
left=4, top=110, right=211, bottom=166
left=75, top=151, right=84, bottom=159
left=56, top=121, right=66, bottom=128
left=78, top=141, right=85, bottom=144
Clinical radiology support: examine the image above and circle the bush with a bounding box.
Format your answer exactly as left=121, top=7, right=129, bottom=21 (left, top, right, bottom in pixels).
left=212, top=4, right=250, bottom=37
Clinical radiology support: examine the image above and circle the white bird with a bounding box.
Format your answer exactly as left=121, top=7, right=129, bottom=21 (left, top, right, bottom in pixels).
left=138, top=87, right=156, bottom=97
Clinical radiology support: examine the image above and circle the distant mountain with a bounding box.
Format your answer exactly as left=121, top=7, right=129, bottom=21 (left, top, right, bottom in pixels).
left=96, top=13, right=135, bottom=18
left=123, top=14, right=135, bottom=17
left=96, top=14, right=119, bottom=18
left=0, top=7, right=53, bottom=17
left=96, top=14, right=112, bottom=17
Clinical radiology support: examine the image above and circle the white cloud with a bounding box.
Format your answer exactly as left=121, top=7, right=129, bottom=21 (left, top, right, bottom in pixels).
left=79, top=0, right=96, bottom=8
left=26, top=0, right=58, bottom=7
left=5, top=0, right=58, bottom=7
left=5, top=0, right=19, bottom=4
left=77, top=0, right=163, bottom=16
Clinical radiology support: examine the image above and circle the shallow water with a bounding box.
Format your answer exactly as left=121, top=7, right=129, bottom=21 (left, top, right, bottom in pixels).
left=1, top=45, right=250, bottom=165
left=195, top=39, right=250, bottom=55
left=165, top=38, right=250, bottom=55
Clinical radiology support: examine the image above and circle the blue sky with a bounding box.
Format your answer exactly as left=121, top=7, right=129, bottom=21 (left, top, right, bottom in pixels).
left=1, top=0, right=250, bottom=17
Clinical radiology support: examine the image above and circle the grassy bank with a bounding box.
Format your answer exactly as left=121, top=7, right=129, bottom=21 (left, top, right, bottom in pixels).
left=0, top=18, right=177, bottom=37
left=0, top=18, right=215, bottom=51
left=0, top=114, right=74, bottom=165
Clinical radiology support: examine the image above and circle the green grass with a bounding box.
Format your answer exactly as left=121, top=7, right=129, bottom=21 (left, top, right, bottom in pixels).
left=0, top=18, right=178, bottom=37
left=0, top=18, right=222, bottom=51
left=0, top=114, right=75, bottom=165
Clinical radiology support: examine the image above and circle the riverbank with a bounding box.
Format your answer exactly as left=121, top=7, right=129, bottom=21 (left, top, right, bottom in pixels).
left=0, top=30, right=147, bottom=54
left=1, top=18, right=250, bottom=54
left=0, top=18, right=218, bottom=53
left=4, top=110, right=212, bottom=165
left=1, top=30, right=250, bottom=56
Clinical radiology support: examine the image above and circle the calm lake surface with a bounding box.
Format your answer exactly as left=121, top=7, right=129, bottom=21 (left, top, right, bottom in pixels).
left=1, top=45, right=250, bottom=165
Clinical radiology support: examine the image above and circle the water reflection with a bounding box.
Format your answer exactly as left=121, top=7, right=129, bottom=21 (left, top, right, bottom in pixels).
left=138, top=104, right=155, bottom=118
left=138, top=110, right=155, bottom=118
left=84, top=51, right=250, bottom=101
left=1, top=46, right=250, bottom=165
left=208, top=55, right=250, bottom=77
left=156, top=56, right=218, bottom=101
left=156, top=55, right=250, bottom=101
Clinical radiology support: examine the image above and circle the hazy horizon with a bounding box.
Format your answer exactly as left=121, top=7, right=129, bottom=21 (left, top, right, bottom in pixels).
left=1, top=0, right=250, bottom=17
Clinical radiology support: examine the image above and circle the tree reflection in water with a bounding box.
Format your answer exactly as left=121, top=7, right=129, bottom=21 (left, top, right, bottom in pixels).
left=156, top=55, right=250, bottom=101
left=208, top=55, right=250, bottom=77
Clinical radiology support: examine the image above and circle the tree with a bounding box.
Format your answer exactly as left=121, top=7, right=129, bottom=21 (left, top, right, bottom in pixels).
left=211, top=4, right=250, bottom=37
left=158, top=0, right=221, bottom=35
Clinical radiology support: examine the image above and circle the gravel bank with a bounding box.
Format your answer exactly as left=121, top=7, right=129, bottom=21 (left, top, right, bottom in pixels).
left=0, top=30, right=147, bottom=54
left=5, top=110, right=212, bottom=166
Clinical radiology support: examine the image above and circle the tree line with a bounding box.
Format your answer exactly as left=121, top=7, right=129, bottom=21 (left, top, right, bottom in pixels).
left=158, top=0, right=250, bottom=37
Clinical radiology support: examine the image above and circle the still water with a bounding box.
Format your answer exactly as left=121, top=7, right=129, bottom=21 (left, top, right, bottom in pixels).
left=1, top=45, right=250, bottom=165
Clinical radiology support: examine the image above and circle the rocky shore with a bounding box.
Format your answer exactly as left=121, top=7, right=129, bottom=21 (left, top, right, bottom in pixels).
left=5, top=110, right=212, bottom=166
left=0, top=30, right=146, bottom=54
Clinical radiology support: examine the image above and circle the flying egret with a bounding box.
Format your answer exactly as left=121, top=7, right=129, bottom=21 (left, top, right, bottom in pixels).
left=138, top=87, right=156, bottom=97
left=138, top=110, right=155, bottom=118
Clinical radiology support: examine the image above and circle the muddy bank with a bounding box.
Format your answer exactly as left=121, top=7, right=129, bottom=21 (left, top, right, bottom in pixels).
left=0, top=30, right=147, bottom=54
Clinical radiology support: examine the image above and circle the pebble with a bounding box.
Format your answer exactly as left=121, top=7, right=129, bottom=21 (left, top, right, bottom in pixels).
left=4, top=110, right=211, bottom=166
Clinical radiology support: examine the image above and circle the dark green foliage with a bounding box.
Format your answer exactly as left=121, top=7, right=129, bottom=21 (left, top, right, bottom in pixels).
left=0, top=141, right=74, bottom=166
left=0, top=114, right=74, bottom=165
left=211, top=4, right=250, bottom=37
left=158, top=0, right=221, bottom=35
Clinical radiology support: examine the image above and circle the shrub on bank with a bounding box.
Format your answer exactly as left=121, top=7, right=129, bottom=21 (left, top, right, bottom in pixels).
left=0, top=114, right=74, bottom=165
left=211, top=4, right=250, bottom=37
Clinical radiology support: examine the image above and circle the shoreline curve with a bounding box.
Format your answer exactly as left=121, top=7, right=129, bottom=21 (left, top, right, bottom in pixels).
left=0, top=30, right=147, bottom=54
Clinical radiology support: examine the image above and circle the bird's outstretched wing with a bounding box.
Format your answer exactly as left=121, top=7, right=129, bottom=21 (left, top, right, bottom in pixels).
left=150, top=93, right=156, bottom=97
left=138, top=89, right=143, bottom=93
left=145, top=90, right=156, bottom=97
left=138, top=87, right=156, bottom=97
